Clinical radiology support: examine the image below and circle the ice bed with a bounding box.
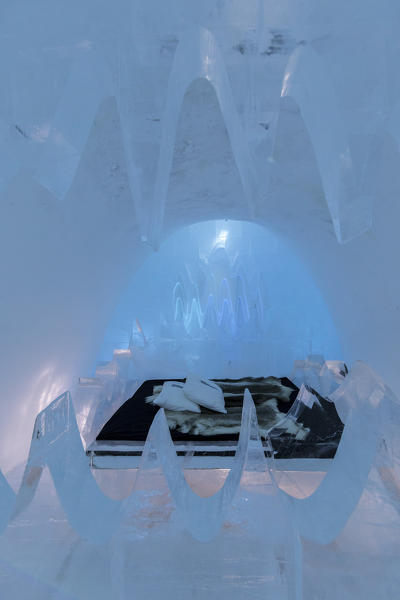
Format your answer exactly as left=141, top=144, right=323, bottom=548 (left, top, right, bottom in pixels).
left=87, top=376, right=343, bottom=468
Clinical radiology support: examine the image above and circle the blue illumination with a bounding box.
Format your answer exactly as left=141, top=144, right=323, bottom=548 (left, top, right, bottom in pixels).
left=99, top=220, right=342, bottom=377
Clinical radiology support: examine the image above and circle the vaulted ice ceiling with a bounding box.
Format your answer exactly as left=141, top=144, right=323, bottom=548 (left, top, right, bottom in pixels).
left=1, top=0, right=400, bottom=470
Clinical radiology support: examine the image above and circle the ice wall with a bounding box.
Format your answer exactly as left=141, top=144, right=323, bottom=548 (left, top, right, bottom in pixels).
left=1, top=0, right=400, bottom=471
left=100, top=220, right=341, bottom=377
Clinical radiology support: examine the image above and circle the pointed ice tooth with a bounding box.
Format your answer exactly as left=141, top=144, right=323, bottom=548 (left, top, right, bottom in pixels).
left=219, top=297, right=234, bottom=336
left=185, top=298, right=202, bottom=336
left=202, top=293, right=219, bottom=335
left=35, top=52, right=113, bottom=199
left=281, top=45, right=373, bottom=244
left=235, top=295, right=247, bottom=330
left=174, top=295, right=186, bottom=323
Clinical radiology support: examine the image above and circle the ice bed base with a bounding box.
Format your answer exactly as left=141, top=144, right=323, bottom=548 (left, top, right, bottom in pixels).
left=86, top=440, right=332, bottom=470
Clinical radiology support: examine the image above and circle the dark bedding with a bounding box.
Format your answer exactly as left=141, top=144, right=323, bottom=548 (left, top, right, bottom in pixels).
left=97, top=377, right=297, bottom=442
left=96, top=377, right=344, bottom=458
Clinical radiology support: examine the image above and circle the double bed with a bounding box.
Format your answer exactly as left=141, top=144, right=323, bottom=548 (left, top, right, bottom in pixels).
left=87, top=376, right=344, bottom=468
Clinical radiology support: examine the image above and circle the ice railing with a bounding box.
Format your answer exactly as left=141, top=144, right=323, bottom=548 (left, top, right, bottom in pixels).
left=0, top=360, right=399, bottom=551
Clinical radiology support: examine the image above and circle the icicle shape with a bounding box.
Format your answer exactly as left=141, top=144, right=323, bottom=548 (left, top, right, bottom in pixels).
left=11, top=392, right=121, bottom=544
left=235, top=274, right=250, bottom=322
left=202, top=293, right=219, bottom=336
left=281, top=45, right=372, bottom=243
left=148, top=25, right=258, bottom=247
left=174, top=295, right=185, bottom=324
left=185, top=298, right=203, bottom=336
left=218, top=278, right=234, bottom=316
left=35, top=52, right=114, bottom=200
left=0, top=389, right=270, bottom=544
left=282, top=362, right=388, bottom=545
left=219, top=298, right=235, bottom=336
left=256, top=285, right=264, bottom=326
left=141, top=389, right=264, bottom=542
left=0, top=362, right=394, bottom=553
left=235, top=295, right=247, bottom=331
left=173, top=281, right=186, bottom=313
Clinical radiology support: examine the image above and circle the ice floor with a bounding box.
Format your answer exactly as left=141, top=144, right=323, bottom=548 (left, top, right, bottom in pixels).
left=1, top=462, right=400, bottom=600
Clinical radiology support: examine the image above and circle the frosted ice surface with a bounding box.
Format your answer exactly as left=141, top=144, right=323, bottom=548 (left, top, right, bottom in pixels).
left=285, top=362, right=390, bottom=544
left=0, top=2, right=399, bottom=596
left=0, top=387, right=304, bottom=598
left=110, top=388, right=302, bottom=598
left=281, top=46, right=373, bottom=243
left=318, top=360, right=348, bottom=397
left=291, top=355, right=325, bottom=390
left=3, top=392, right=121, bottom=544
left=110, top=390, right=270, bottom=541
left=1, top=359, right=388, bottom=548
left=102, top=222, right=342, bottom=378
left=35, top=52, right=113, bottom=199
left=150, top=25, right=258, bottom=247
left=0, top=360, right=399, bottom=598
left=291, top=356, right=346, bottom=399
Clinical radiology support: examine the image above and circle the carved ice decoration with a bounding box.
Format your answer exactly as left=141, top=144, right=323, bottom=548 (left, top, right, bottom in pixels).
left=149, top=26, right=258, bottom=247
left=25, top=24, right=375, bottom=247
left=281, top=46, right=373, bottom=243
left=0, top=362, right=399, bottom=597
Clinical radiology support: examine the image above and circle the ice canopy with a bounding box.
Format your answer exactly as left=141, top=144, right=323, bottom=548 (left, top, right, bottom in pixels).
left=0, top=0, right=400, bottom=472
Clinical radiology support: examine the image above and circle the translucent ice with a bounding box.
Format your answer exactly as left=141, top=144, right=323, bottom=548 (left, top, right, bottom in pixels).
left=281, top=46, right=373, bottom=243
left=284, top=362, right=390, bottom=544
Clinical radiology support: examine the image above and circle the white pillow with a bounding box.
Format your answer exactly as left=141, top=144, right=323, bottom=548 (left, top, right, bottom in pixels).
left=183, top=374, right=226, bottom=413
left=153, top=381, right=201, bottom=413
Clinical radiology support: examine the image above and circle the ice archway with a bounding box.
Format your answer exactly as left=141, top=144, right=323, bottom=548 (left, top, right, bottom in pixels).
left=0, top=0, right=399, bottom=476
left=99, top=219, right=341, bottom=378
left=1, top=2, right=400, bottom=599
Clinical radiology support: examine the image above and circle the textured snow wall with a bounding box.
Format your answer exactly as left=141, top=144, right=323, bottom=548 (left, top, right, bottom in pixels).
left=1, top=0, right=400, bottom=475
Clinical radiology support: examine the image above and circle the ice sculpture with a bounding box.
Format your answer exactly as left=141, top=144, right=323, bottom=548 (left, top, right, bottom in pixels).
left=11, top=392, right=121, bottom=544
left=1, top=1, right=400, bottom=597
left=35, top=52, right=114, bottom=199
left=150, top=26, right=258, bottom=246
left=291, top=355, right=347, bottom=397
left=0, top=389, right=284, bottom=542
left=31, top=23, right=258, bottom=246
left=0, top=360, right=398, bottom=598
left=270, top=361, right=392, bottom=544
left=170, top=250, right=262, bottom=340
left=25, top=17, right=372, bottom=247
left=109, top=389, right=302, bottom=599
left=0, top=387, right=304, bottom=597
left=281, top=46, right=373, bottom=243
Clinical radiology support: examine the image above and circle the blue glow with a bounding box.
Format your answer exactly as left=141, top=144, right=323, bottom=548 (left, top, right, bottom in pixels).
left=98, top=220, right=342, bottom=377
